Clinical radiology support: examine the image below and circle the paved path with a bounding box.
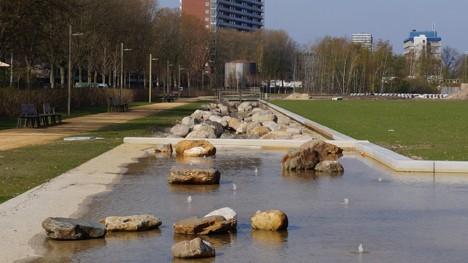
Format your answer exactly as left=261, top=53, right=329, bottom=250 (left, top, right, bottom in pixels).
left=0, top=102, right=186, bottom=151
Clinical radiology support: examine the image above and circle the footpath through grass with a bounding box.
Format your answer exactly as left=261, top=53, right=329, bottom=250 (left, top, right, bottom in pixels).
left=274, top=100, right=468, bottom=161
left=0, top=102, right=201, bottom=203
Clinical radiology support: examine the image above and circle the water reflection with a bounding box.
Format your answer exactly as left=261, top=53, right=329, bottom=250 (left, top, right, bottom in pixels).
left=173, top=233, right=236, bottom=248
left=251, top=230, right=288, bottom=247
left=169, top=184, right=220, bottom=193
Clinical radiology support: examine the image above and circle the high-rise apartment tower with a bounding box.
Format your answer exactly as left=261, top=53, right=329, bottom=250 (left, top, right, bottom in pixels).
left=180, top=0, right=264, bottom=32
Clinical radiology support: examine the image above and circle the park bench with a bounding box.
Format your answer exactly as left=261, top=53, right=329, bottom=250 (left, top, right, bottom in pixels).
left=17, top=104, right=42, bottom=128
left=107, top=97, right=128, bottom=112
left=41, top=103, right=62, bottom=126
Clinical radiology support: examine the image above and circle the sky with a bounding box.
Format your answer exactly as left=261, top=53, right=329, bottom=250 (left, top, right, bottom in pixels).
left=159, top=0, right=468, bottom=54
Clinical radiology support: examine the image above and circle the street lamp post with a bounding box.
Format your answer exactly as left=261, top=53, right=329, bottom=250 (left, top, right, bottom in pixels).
left=166, top=60, right=173, bottom=95
left=67, top=24, right=84, bottom=116
left=120, top=43, right=132, bottom=101
left=148, top=54, right=158, bottom=103
left=178, top=65, right=184, bottom=94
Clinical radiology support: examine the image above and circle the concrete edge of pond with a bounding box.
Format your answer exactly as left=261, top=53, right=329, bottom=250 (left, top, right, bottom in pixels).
left=0, top=143, right=153, bottom=263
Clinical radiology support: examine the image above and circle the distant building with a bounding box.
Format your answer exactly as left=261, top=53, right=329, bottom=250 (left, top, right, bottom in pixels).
left=224, top=60, right=257, bottom=89
left=352, top=33, right=373, bottom=50
left=403, top=30, right=442, bottom=59
left=180, top=0, right=264, bottom=32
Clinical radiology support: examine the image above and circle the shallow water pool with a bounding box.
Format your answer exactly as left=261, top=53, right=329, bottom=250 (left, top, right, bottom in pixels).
left=36, top=149, right=468, bottom=263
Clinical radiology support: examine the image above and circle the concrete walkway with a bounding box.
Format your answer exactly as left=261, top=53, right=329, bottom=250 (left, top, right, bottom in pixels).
left=0, top=102, right=186, bottom=151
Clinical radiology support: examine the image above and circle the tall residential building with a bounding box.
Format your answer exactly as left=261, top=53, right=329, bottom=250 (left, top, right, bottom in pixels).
left=180, top=0, right=264, bottom=32
left=352, top=33, right=373, bottom=50
left=403, top=30, right=442, bottom=59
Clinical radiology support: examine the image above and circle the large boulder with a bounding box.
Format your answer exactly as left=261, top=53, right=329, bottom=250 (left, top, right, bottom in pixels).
left=191, top=110, right=212, bottom=121
left=209, top=115, right=228, bottom=127
left=174, top=140, right=216, bottom=157
left=300, top=140, right=343, bottom=161
left=248, top=126, right=271, bottom=138
left=277, top=116, right=291, bottom=126
left=236, top=122, right=248, bottom=134
left=168, top=168, right=221, bottom=185
left=314, top=160, right=344, bottom=173
left=42, top=217, right=106, bottom=240
left=252, top=112, right=277, bottom=123
left=218, top=104, right=229, bottom=115
left=170, top=124, right=190, bottom=137
left=186, top=124, right=216, bottom=139
left=104, top=215, right=162, bottom=232
left=282, top=140, right=343, bottom=171
left=262, top=121, right=280, bottom=131
left=172, top=237, right=215, bottom=259
left=237, top=102, right=254, bottom=114
left=205, top=121, right=224, bottom=138
left=173, top=215, right=236, bottom=235
left=181, top=116, right=195, bottom=127
left=228, top=117, right=241, bottom=131
left=246, top=121, right=262, bottom=134
left=251, top=210, right=288, bottom=231
left=286, top=127, right=302, bottom=136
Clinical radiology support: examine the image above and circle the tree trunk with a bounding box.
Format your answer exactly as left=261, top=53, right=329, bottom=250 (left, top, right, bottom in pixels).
left=60, top=66, right=65, bottom=87
left=78, top=66, right=82, bottom=83
left=50, top=63, right=55, bottom=89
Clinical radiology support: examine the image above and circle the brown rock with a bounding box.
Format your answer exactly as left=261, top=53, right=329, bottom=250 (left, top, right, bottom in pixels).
left=174, top=140, right=216, bottom=157
left=300, top=140, right=343, bottom=161
left=173, top=216, right=236, bottom=235
left=248, top=126, right=271, bottom=137
left=281, top=140, right=343, bottom=171
left=168, top=168, right=221, bottom=185
left=251, top=210, right=288, bottom=231
left=104, top=215, right=162, bottom=232
left=227, top=117, right=241, bottom=131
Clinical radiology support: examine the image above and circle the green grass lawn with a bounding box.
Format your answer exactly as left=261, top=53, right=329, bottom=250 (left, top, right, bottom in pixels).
left=274, top=100, right=468, bottom=161
left=0, top=102, right=201, bottom=203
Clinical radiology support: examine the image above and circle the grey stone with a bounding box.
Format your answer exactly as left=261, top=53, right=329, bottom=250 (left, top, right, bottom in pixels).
left=314, top=160, right=344, bottom=173
left=42, top=217, right=106, bottom=240
left=172, top=237, right=216, bottom=259
left=170, top=124, right=190, bottom=137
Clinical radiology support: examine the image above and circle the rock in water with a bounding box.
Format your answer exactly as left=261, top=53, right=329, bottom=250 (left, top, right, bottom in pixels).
left=42, top=217, right=106, bottom=240
left=174, top=140, right=216, bottom=157
left=204, top=207, right=237, bottom=228
left=104, top=215, right=162, bottom=232
left=170, top=124, right=190, bottom=137
left=281, top=140, right=343, bottom=171
left=299, top=140, right=343, bottom=161
left=314, top=160, right=344, bottom=173
left=168, top=168, right=221, bottom=185
left=251, top=210, right=288, bottom=231
left=154, top=144, right=173, bottom=155
left=173, top=216, right=236, bottom=235
left=172, top=237, right=216, bottom=259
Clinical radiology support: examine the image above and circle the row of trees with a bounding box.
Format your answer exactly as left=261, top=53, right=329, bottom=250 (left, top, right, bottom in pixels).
left=299, top=37, right=468, bottom=95
left=1, top=0, right=466, bottom=94
left=0, top=0, right=297, bottom=92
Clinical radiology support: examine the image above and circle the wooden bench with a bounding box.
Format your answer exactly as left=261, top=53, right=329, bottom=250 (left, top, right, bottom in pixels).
left=41, top=103, right=62, bottom=126
left=17, top=104, right=42, bottom=128
left=107, top=97, right=128, bottom=112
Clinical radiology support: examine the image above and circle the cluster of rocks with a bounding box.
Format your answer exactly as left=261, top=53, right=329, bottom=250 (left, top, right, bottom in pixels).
left=282, top=140, right=344, bottom=173
left=169, top=102, right=316, bottom=140
left=42, top=214, right=161, bottom=240
left=172, top=207, right=288, bottom=259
